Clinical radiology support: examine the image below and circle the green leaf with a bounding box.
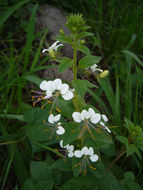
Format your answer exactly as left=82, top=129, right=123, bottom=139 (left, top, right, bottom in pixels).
left=77, top=45, right=90, bottom=55
left=60, top=176, right=98, bottom=190
left=77, top=32, right=94, bottom=39
left=24, top=75, right=43, bottom=86
left=58, top=58, right=73, bottom=73
left=51, top=159, right=72, bottom=171
left=0, top=0, right=29, bottom=27
left=98, top=172, right=122, bottom=190
left=0, top=114, right=25, bottom=121
left=62, top=122, right=79, bottom=145
left=35, top=180, right=54, bottom=190
left=79, top=55, right=102, bottom=69
left=122, top=50, right=143, bottom=67
left=126, top=144, right=141, bottom=158
left=30, top=161, right=53, bottom=182
left=22, top=180, right=35, bottom=190
left=116, top=135, right=128, bottom=145
left=72, top=79, right=96, bottom=99
left=55, top=35, right=72, bottom=44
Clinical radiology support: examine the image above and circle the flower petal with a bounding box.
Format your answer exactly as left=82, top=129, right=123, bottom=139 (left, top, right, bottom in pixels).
left=60, top=84, right=69, bottom=94
left=62, top=90, right=73, bottom=100
left=40, top=80, right=48, bottom=91
left=48, top=114, right=55, bottom=124
left=88, top=147, right=94, bottom=156
left=90, top=154, right=98, bottom=162
left=56, top=126, right=65, bottom=135
left=81, top=146, right=89, bottom=155
left=104, top=126, right=111, bottom=133
left=74, top=150, right=82, bottom=158
left=90, top=113, right=101, bottom=124
left=53, top=79, right=62, bottom=90
left=68, top=145, right=74, bottom=152
left=68, top=151, right=74, bottom=158
left=102, top=114, right=108, bottom=122
left=54, top=114, right=61, bottom=122
left=72, top=112, right=82, bottom=123
left=49, top=41, right=59, bottom=50
left=88, top=108, right=95, bottom=117
left=81, top=110, right=90, bottom=120
left=54, top=44, right=64, bottom=52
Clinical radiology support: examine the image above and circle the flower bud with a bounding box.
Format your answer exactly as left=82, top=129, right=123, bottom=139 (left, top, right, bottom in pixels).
left=59, top=29, right=64, bottom=35
left=81, top=40, right=85, bottom=44
left=97, top=70, right=109, bottom=78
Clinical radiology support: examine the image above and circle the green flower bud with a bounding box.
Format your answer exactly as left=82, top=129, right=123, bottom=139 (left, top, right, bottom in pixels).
left=59, top=29, right=64, bottom=35
left=81, top=40, right=85, bottom=44
left=98, top=70, right=109, bottom=78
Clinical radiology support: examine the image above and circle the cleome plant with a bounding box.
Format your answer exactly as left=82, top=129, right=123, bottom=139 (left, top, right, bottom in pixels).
left=32, top=13, right=111, bottom=174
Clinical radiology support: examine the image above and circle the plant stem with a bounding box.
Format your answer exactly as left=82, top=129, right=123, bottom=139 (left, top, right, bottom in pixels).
left=73, top=38, right=77, bottom=80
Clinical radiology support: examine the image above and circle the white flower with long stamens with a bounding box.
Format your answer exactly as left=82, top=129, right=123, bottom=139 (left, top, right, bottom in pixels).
left=32, top=78, right=74, bottom=110
left=47, top=114, right=65, bottom=136
left=74, top=146, right=98, bottom=172
left=72, top=108, right=101, bottom=139
left=42, top=41, right=63, bottom=53
left=60, top=140, right=74, bottom=158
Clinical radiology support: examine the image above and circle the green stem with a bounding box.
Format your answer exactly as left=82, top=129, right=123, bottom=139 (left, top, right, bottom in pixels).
left=72, top=38, right=79, bottom=111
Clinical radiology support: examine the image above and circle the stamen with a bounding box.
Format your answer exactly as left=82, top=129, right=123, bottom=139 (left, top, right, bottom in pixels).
left=74, top=164, right=79, bottom=167
left=83, top=169, right=87, bottom=174
left=33, top=102, right=35, bottom=107
left=97, top=130, right=102, bottom=134
left=56, top=107, right=61, bottom=113
left=43, top=120, right=46, bottom=124
left=47, top=100, right=53, bottom=103
left=89, top=165, right=96, bottom=170
left=49, top=111, right=52, bottom=114
left=71, top=130, right=76, bottom=132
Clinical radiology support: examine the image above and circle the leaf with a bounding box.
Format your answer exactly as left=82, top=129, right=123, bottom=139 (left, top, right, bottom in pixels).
left=22, top=180, right=35, bottom=190
left=51, top=159, right=72, bottom=171
left=122, top=50, right=143, bottom=67
left=116, top=135, right=128, bottom=145
left=0, top=0, right=29, bottom=26
left=77, top=32, right=94, bottom=39
left=98, top=172, right=122, bottom=190
left=24, top=75, right=43, bottom=86
left=79, top=55, right=102, bottom=69
left=77, top=45, right=90, bottom=55
left=30, top=161, right=53, bottom=182
left=35, top=180, right=54, bottom=190
left=72, top=79, right=96, bottom=99
left=60, top=176, right=98, bottom=190
left=55, top=35, right=72, bottom=44
left=58, top=58, right=73, bottom=73
left=126, top=144, right=141, bottom=158
left=62, top=122, right=79, bottom=145
left=0, top=114, right=25, bottom=121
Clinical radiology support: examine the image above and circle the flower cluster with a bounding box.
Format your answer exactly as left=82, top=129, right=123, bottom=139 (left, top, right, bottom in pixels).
left=72, top=108, right=111, bottom=135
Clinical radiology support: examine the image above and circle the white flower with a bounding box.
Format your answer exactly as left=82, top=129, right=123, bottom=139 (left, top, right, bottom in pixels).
left=90, top=154, right=99, bottom=162
left=59, top=140, right=74, bottom=158
left=74, top=150, right=83, bottom=158
left=90, top=64, right=103, bottom=72
left=42, top=41, right=63, bottom=53
left=88, top=108, right=101, bottom=124
left=33, top=78, right=74, bottom=110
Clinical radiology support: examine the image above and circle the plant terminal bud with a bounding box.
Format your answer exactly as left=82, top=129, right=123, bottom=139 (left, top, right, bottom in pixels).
left=98, top=70, right=109, bottom=78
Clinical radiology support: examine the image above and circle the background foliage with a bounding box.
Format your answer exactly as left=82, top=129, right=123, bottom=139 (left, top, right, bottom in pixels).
left=0, top=0, right=143, bottom=189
